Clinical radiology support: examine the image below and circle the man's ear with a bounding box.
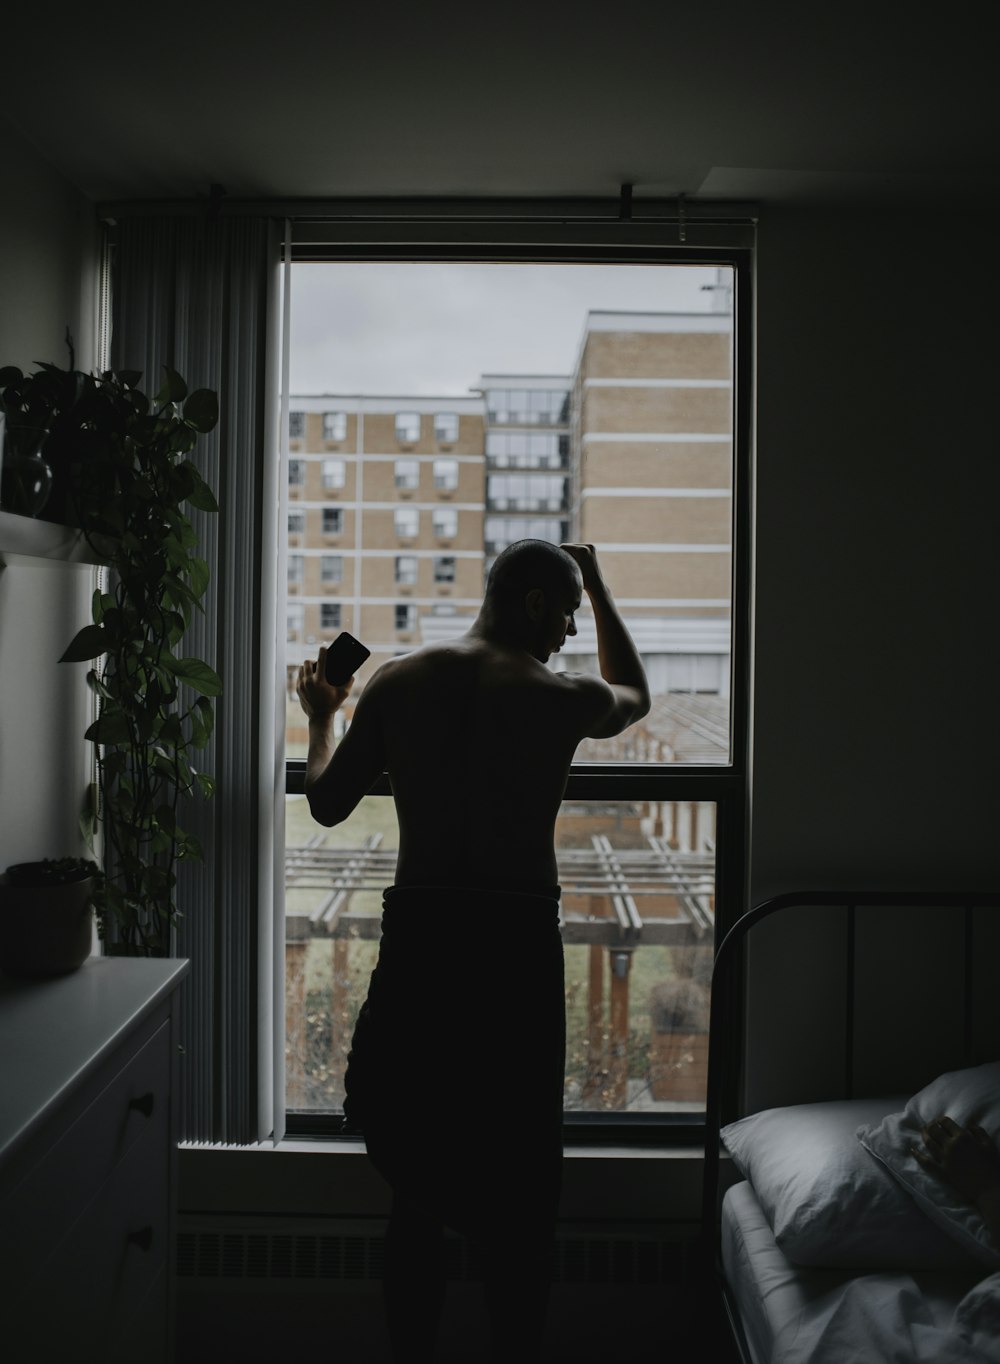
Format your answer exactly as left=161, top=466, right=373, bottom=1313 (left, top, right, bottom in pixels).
left=525, top=587, right=546, bottom=621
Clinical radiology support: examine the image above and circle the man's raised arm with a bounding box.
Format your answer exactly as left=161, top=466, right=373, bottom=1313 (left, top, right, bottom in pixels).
left=562, top=542, right=651, bottom=737
left=296, top=650, right=386, bottom=826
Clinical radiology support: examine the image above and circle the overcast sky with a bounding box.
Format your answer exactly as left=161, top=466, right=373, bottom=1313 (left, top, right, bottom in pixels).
left=290, top=262, right=727, bottom=396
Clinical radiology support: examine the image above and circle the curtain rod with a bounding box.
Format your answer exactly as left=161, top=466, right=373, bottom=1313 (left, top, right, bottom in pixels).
left=97, top=193, right=758, bottom=224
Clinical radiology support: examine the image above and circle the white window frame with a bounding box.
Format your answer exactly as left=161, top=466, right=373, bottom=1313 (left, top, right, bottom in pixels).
left=432, top=506, right=457, bottom=538
left=322, top=458, right=346, bottom=489
left=323, top=411, right=347, bottom=440
left=395, top=411, right=421, bottom=443
left=394, top=506, right=419, bottom=538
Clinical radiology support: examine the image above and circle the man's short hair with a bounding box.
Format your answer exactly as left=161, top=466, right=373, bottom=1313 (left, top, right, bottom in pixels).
left=485, top=540, right=580, bottom=613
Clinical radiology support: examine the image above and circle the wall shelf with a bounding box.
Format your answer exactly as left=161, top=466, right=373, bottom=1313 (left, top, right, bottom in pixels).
left=0, top=509, right=103, bottom=565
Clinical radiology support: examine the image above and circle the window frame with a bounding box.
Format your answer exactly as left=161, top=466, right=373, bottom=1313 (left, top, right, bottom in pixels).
left=323, top=410, right=347, bottom=441
left=283, top=224, right=753, bottom=1146
left=393, top=505, right=419, bottom=538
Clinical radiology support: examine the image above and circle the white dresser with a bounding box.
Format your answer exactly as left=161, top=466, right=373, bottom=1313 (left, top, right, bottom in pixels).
left=0, top=957, right=188, bottom=1362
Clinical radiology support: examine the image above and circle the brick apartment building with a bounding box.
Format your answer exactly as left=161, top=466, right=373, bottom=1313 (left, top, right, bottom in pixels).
left=285, top=295, right=733, bottom=747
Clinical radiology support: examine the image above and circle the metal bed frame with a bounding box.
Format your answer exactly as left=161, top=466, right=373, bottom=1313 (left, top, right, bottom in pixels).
left=701, top=888, right=1000, bottom=1364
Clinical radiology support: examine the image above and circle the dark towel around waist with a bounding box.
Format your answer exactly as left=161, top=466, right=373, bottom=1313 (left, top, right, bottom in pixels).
left=343, top=883, right=566, bottom=1236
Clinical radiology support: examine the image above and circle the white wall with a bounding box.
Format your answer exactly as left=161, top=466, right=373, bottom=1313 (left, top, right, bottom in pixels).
left=750, top=204, right=999, bottom=898
left=0, top=120, right=99, bottom=870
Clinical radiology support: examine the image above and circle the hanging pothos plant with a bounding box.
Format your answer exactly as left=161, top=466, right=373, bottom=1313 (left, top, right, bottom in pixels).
left=58, top=365, right=222, bottom=955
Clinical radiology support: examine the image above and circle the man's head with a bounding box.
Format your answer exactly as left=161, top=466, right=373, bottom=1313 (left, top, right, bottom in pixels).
left=483, top=539, right=583, bottom=662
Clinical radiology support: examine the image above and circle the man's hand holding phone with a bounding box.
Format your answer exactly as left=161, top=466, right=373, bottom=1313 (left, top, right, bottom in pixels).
left=296, top=632, right=371, bottom=721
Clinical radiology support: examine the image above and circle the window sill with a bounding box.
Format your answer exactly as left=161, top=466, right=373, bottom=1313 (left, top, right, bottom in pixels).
left=178, top=1140, right=729, bottom=1223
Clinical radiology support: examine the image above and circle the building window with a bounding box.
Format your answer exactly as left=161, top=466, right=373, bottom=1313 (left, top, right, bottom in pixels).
left=321, top=603, right=342, bottom=632
left=323, top=411, right=347, bottom=441
left=434, top=556, right=456, bottom=584
left=394, top=458, right=420, bottom=490
left=322, top=507, right=343, bottom=535
left=322, top=458, right=346, bottom=489
left=432, top=507, right=457, bottom=538
left=289, top=459, right=305, bottom=486
left=287, top=553, right=304, bottom=583
left=288, top=411, right=306, bottom=439
left=395, top=555, right=419, bottom=585
left=321, top=554, right=343, bottom=584
left=395, top=411, right=421, bottom=443
left=394, top=507, right=419, bottom=538
left=287, top=602, right=304, bottom=640
left=434, top=412, right=459, bottom=442
left=288, top=509, right=305, bottom=536
left=433, top=458, right=459, bottom=491
left=395, top=603, right=416, bottom=631
left=487, top=473, right=566, bottom=512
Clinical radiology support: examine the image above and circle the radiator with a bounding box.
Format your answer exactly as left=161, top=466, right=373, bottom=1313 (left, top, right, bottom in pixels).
left=176, top=1219, right=692, bottom=1286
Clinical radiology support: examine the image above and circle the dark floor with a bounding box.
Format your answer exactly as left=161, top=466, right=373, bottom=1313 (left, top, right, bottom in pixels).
left=177, top=1276, right=741, bottom=1362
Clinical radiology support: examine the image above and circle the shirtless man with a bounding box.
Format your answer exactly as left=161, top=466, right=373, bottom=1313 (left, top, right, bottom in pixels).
left=296, top=539, right=649, bottom=1362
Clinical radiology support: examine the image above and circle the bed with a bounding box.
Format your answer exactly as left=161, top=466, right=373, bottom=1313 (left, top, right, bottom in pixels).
left=702, top=890, right=1000, bottom=1364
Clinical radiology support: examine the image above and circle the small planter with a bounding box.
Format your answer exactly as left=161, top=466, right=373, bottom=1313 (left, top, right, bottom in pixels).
left=0, top=860, right=97, bottom=978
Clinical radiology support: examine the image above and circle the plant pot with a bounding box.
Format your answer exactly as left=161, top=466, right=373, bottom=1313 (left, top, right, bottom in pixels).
left=0, top=875, right=95, bottom=978
left=0, top=425, right=53, bottom=517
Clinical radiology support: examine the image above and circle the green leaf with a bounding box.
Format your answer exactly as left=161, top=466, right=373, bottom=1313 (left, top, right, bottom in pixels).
left=60, top=623, right=109, bottom=663
left=164, top=656, right=222, bottom=697
left=183, top=388, right=218, bottom=433
left=187, top=557, right=210, bottom=599
left=87, top=709, right=133, bottom=744
left=195, top=771, right=216, bottom=799
left=180, top=461, right=219, bottom=513
left=156, top=366, right=188, bottom=405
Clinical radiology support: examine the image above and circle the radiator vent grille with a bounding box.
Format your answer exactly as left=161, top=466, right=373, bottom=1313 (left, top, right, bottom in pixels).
left=177, top=1229, right=688, bottom=1286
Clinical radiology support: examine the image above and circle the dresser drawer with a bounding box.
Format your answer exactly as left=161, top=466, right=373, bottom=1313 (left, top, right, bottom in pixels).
left=0, top=1016, right=171, bottom=1282
left=22, top=1109, right=169, bottom=1355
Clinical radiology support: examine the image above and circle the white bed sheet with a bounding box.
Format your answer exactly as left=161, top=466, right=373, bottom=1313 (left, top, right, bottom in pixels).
left=721, top=1181, right=997, bottom=1364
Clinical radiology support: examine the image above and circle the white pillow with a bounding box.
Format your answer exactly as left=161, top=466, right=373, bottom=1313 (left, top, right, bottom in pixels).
left=722, top=1096, right=977, bottom=1268
left=857, top=1061, right=1000, bottom=1268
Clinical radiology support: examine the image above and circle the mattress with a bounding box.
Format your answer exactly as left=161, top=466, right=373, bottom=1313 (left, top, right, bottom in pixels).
left=721, top=1181, right=995, bottom=1364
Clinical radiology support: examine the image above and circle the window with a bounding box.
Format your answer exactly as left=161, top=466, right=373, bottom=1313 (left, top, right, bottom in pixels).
left=394, top=458, right=420, bottom=490
left=321, top=554, right=343, bottom=584
left=288, top=411, right=306, bottom=439
left=394, top=506, right=419, bottom=538
left=288, top=509, right=305, bottom=535
left=287, top=553, right=304, bottom=583
left=395, top=555, right=418, bottom=585
left=322, top=458, right=346, bottom=489
left=288, top=459, right=305, bottom=486
left=322, top=507, right=343, bottom=535
left=432, top=507, right=457, bottom=538
left=487, top=473, right=566, bottom=511
left=433, top=458, right=459, bottom=491
left=323, top=411, right=347, bottom=441
left=320, top=603, right=341, bottom=632
left=434, top=412, right=459, bottom=442
left=287, top=602, right=304, bottom=640
left=395, top=411, right=421, bottom=443
left=284, top=250, right=750, bottom=1145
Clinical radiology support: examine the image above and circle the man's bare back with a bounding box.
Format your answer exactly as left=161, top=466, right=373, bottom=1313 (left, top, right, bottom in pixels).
left=297, top=542, right=651, bottom=893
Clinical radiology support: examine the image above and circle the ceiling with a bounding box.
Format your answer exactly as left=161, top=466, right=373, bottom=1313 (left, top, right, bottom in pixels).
left=3, top=2, right=995, bottom=207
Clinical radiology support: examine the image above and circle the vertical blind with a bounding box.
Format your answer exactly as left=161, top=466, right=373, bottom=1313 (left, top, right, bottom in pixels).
left=112, top=215, right=281, bottom=1143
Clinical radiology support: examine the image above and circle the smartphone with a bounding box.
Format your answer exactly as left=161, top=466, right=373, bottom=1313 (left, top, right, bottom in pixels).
left=324, top=631, right=371, bottom=686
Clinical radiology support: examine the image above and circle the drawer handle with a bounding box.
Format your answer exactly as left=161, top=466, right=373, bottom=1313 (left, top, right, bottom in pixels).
left=127, top=1226, right=154, bottom=1253
left=129, top=1092, right=155, bottom=1118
